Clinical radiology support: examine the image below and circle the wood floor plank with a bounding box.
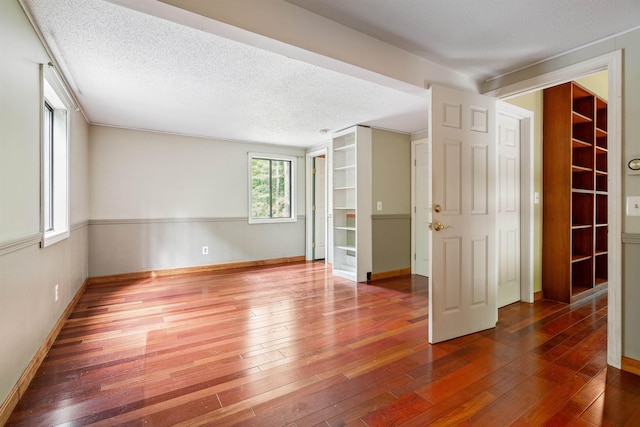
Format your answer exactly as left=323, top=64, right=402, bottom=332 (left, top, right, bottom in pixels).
left=6, top=262, right=638, bottom=426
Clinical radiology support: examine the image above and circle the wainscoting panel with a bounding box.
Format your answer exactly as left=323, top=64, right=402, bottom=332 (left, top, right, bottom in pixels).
left=88, top=217, right=305, bottom=277
left=371, top=214, right=411, bottom=275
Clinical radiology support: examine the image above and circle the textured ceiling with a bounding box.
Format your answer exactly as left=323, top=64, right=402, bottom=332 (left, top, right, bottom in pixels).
left=287, top=0, right=640, bottom=82
left=20, top=0, right=640, bottom=148
left=22, top=0, right=430, bottom=147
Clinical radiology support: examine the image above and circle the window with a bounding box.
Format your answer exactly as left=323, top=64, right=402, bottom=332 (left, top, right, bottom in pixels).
left=248, top=153, right=296, bottom=223
left=41, top=65, right=70, bottom=247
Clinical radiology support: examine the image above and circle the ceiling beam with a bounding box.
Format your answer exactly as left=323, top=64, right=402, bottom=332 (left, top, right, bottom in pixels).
left=110, top=0, right=478, bottom=96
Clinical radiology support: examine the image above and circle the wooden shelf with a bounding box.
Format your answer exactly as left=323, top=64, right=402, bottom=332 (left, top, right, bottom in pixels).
left=571, top=254, right=592, bottom=263
left=543, top=81, right=608, bottom=303
left=571, top=224, right=592, bottom=230
left=572, top=111, right=592, bottom=124
left=572, top=139, right=592, bottom=148
left=572, top=165, right=592, bottom=172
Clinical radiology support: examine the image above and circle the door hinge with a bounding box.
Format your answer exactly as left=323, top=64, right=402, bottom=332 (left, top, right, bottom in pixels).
left=312, top=242, right=316, bottom=248
left=312, top=168, right=316, bottom=174
left=414, top=206, right=417, bottom=213
left=312, top=205, right=316, bottom=211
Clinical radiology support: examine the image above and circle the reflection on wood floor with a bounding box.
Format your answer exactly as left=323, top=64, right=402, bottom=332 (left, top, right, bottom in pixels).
left=6, top=261, right=638, bottom=426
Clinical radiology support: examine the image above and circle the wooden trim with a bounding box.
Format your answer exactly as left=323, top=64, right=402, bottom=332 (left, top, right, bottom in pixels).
left=0, top=278, right=89, bottom=426
left=622, top=356, right=640, bottom=377
left=370, top=268, right=412, bottom=281
left=0, top=386, right=18, bottom=427
left=534, top=291, right=543, bottom=301
left=88, top=256, right=307, bottom=285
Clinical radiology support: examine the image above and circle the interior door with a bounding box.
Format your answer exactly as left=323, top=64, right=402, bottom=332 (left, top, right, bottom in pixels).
left=429, top=84, right=497, bottom=344
left=497, top=111, right=521, bottom=307
left=414, top=141, right=430, bottom=276
left=314, top=157, right=326, bottom=260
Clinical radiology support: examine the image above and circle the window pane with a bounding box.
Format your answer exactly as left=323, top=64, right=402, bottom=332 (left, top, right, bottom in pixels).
left=249, top=153, right=295, bottom=223
left=251, top=158, right=271, bottom=218
left=270, top=160, right=291, bottom=218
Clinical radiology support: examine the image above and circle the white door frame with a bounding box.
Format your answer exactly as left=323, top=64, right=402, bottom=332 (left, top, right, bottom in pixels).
left=497, top=101, right=535, bottom=303
left=305, top=147, right=329, bottom=262
left=411, top=137, right=429, bottom=275
left=485, top=50, right=622, bottom=369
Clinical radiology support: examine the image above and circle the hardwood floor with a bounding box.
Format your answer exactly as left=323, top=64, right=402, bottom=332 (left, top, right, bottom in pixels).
left=6, top=261, right=639, bottom=426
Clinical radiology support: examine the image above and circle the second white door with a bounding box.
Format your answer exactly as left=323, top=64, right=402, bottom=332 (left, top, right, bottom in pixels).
left=497, top=112, right=521, bottom=307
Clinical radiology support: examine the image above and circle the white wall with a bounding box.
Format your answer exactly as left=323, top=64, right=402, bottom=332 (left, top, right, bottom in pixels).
left=371, top=128, right=411, bottom=273
left=0, top=0, right=90, bottom=408
left=88, top=126, right=306, bottom=276
left=371, top=128, right=411, bottom=215
left=90, top=126, right=305, bottom=219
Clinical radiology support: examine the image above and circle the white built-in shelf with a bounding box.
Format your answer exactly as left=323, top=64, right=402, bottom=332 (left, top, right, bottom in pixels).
left=333, top=144, right=355, bottom=152
left=331, top=125, right=372, bottom=283
left=335, top=245, right=356, bottom=252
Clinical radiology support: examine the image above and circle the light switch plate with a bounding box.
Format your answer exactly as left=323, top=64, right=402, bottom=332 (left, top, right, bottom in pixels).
left=627, top=196, right=640, bottom=216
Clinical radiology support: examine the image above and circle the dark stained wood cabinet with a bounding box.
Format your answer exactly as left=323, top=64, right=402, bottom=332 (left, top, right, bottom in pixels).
left=542, top=81, right=608, bottom=303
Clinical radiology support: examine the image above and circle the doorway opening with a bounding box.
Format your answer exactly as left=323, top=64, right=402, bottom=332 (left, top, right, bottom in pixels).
left=305, top=148, right=328, bottom=263
left=489, top=51, right=622, bottom=368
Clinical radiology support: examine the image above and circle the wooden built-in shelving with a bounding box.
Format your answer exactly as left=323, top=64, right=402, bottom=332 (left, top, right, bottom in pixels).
left=543, top=81, right=608, bottom=303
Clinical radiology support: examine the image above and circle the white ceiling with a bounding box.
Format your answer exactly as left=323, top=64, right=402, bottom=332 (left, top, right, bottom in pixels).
left=21, top=0, right=640, bottom=148
left=287, top=0, right=640, bottom=83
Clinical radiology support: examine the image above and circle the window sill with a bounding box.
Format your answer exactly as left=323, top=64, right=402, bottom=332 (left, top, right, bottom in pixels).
left=248, top=218, right=297, bottom=224
left=41, top=229, right=70, bottom=248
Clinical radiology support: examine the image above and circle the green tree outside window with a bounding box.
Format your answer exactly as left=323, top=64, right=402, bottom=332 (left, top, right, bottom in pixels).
left=249, top=154, right=296, bottom=222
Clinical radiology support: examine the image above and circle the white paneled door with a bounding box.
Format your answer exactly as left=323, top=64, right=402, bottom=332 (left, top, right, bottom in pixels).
left=497, top=113, right=521, bottom=307
left=428, top=84, right=497, bottom=344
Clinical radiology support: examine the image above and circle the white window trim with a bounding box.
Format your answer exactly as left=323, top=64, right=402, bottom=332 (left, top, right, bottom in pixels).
left=41, top=64, right=71, bottom=247
left=248, top=152, right=297, bottom=224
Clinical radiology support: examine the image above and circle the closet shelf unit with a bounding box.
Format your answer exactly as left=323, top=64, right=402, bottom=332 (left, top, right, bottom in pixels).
left=542, top=81, right=608, bottom=303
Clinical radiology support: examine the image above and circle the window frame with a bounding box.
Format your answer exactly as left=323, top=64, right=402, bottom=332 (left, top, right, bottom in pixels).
left=41, top=65, right=71, bottom=247
left=248, top=152, right=297, bottom=224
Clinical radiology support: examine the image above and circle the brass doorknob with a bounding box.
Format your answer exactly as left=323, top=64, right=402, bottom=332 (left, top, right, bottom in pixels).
left=429, top=221, right=452, bottom=231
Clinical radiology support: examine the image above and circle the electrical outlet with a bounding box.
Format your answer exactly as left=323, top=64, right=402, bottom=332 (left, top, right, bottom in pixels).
left=202, top=246, right=209, bottom=255
left=55, top=284, right=59, bottom=302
